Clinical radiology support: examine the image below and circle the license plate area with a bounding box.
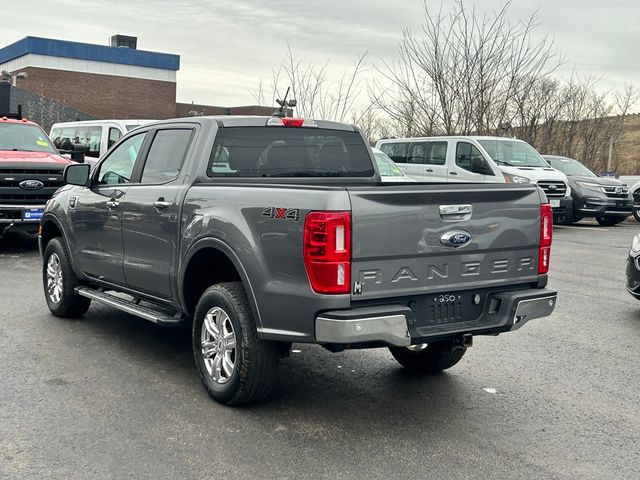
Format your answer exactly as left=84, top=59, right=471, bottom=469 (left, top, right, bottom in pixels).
left=617, top=200, right=630, bottom=207
left=418, top=292, right=486, bottom=327
left=22, top=208, right=44, bottom=222
left=550, top=199, right=560, bottom=208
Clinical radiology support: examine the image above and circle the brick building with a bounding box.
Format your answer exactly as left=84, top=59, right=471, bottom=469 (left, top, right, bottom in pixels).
left=0, top=35, right=270, bottom=130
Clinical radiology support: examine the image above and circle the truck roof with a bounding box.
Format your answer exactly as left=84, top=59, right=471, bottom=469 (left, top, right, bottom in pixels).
left=377, top=135, right=527, bottom=143
left=142, top=115, right=358, bottom=132
left=0, top=116, right=39, bottom=126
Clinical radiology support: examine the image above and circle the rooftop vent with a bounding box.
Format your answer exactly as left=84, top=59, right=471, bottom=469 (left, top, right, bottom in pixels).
left=110, top=35, right=137, bottom=50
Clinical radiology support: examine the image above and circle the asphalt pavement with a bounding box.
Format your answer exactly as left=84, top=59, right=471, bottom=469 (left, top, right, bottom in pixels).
left=1, top=223, right=639, bottom=479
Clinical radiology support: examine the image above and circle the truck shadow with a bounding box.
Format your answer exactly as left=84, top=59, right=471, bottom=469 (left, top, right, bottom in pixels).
left=0, top=231, right=39, bottom=253
left=71, top=304, right=482, bottom=429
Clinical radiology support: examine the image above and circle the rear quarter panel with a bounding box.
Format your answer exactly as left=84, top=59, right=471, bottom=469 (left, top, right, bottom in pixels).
left=180, top=184, right=353, bottom=341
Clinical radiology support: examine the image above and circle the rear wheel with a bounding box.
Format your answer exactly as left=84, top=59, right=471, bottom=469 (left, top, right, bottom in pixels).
left=42, top=238, right=91, bottom=318
left=389, top=341, right=466, bottom=374
left=633, top=207, right=640, bottom=223
left=193, top=282, right=280, bottom=405
left=595, top=216, right=625, bottom=226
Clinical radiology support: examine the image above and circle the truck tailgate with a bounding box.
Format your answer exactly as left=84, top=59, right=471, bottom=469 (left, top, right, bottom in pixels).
left=347, top=184, right=542, bottom=300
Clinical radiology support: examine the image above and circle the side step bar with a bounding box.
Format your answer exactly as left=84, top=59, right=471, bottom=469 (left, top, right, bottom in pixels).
left=75, top=287, right=183, bottom=327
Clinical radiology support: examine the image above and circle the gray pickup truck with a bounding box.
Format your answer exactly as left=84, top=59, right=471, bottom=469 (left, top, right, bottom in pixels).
left=39, top=115, right=557, bottom=405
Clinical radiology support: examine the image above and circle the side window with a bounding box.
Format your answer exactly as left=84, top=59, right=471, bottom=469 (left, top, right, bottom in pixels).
left=96, top=132, right=147, bottom=185
left=86, top=126, right=102, bottom=157
left=456, top=142, right=493, bottom=175
left=108, top=127, right=122, bottom=149
left=140, top=129, right=192, bottom=184
left=52, top=126, right=77, bottom=151
left=379, top=142, right=410, bottom=164
left=410, top=142, right=447, bottom=165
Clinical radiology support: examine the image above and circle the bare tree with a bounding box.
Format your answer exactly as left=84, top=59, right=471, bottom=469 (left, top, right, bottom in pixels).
left=372, top=0, right=562, bottom=136
left=253, top=44, right=368, bottom=123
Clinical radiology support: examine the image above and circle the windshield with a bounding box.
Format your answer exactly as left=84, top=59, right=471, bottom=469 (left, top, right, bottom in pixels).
left=547, top=157, right=597, bottom=177
left=374, top=152, right=405, bottom=177
left=478, top=139, right=548, bottom=167
left=0, top=123, right=57, bottom=153
left=208, top=127, right=374, bottom=177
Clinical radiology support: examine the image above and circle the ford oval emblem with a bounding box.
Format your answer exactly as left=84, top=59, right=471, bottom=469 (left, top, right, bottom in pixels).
left=19, top=179, right=44, bottom=190
left=440, top=230, right=472, bottom=248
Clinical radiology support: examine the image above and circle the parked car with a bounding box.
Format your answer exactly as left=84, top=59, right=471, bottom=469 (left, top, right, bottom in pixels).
left=372, top=148, right=416, bottom=182
left=618, top=175, right=640, bottom=222
left=375, top=136, right=572, bottom=223
left=50, top=119, right=154, bottom=165
left=40, top=115, right=557, bottom=405
left=0, top=113, right=77, bottom=237
left=544, top=155, right=632, bottom=225
left=626, top=233, right=640, bottom=299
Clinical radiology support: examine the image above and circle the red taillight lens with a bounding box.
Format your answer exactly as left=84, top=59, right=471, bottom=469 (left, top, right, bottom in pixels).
left=303, top=211, right=351, bottom=294
left=282, top=117, right=305, bottom=127
left=539, top=204, right=553, bottom=274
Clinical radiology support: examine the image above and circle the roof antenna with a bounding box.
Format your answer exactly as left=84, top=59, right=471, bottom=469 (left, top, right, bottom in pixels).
left=272, top=87, right=297, bottom=118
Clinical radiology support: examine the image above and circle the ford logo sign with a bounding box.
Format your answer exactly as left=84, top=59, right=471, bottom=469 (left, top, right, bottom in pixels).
left=19, top=179, right=44, bottom=190
left=440, top=230, right=472, bottom=248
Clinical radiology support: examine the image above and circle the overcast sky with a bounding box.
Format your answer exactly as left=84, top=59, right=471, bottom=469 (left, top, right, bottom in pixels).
left=4, top=0, right=639, bottom=108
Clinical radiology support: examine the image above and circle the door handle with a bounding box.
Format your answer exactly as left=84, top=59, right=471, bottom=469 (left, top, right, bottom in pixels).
left=153, top=199, right=172, bottom=210
left=449, top=171, right=458, bottom=175
left=106, top=199, right=120, bottom=209
left=425, top=168, right=434, bottom=173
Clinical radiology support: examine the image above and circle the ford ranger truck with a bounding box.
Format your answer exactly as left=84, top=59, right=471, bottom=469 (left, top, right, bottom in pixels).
left=39, top=116, right=557, bottom=405
left=0, top=114, right=71, bottom=236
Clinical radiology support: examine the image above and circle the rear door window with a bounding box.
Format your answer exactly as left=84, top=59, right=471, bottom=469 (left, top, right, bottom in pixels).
left=208, top=127, right=373, bottom=177
left=410, top=142, right=447, bottom=165
left=379, top=142, right=410, bottom=164
left=140, top=129, right=192, bottom=184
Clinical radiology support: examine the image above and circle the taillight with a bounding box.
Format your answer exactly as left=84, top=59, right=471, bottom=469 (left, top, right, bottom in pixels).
left=266, top=117, right=318, bottom=128
left=303, top=211, right=351, bottom=294
left=539, top=204, right=553, bottom=274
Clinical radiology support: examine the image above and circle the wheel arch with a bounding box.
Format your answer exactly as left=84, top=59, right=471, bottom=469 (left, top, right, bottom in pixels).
left=179, top=238, right=262, bottom=328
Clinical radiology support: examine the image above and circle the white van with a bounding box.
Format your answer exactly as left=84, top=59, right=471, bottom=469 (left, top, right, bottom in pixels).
left=375, top=136, right=573, bottom=221
left=50, top=119, right=154, bottom=164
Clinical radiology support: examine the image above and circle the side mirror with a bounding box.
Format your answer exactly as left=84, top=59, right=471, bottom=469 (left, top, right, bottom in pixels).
left=64, top=163, right=91, bottom=187
left=70, top=143, right=86, bottom=163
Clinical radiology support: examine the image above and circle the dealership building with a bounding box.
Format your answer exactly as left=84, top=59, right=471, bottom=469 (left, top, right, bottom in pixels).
left=0, top=35, right=269, bottom=129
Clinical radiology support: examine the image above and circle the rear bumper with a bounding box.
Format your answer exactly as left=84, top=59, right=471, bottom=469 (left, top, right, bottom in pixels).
left=315, top=288, right=557, bottom=347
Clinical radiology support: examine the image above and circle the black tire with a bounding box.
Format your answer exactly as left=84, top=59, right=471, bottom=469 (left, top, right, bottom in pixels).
left=633, top=208, right=640, bottom=223
left=389, top=341, right=466, bottom=374
left=595, top=216, right=625, bottom=226
left=556, top=212, right=575, bottom=225
left=42, top=238, right=91, bottom=318
left=193, top=282, right=279, bottom=405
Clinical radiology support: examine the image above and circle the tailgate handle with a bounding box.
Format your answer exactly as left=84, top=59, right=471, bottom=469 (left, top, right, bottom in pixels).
left=439, top=204, right=472, bottom=220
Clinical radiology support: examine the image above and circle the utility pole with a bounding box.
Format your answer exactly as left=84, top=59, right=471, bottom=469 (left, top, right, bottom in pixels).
left=607, top=136, right=614, bottom=172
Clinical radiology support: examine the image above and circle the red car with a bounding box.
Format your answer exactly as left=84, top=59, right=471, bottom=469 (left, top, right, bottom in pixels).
left=0, top=114, right=73, bottom=236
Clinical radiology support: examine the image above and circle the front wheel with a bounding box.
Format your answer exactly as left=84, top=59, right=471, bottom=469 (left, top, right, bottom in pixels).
left=193, top=282, right=280, bottom=405
left=595, top=216, right=625, bottom=226
left=42, top=238, right=91, bottom=318
left=389, top=341, right=466, bottom=374
left=633, top=207, right=640, bottom=223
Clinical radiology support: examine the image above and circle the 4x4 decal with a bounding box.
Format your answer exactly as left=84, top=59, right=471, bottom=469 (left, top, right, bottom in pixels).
left=262, top=207, right=300, bottom=221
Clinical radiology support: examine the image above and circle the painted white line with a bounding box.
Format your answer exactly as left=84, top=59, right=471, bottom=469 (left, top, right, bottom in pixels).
left=483, top=387, right=498, bottom=394
left=555, top=226, right=609, bottom=232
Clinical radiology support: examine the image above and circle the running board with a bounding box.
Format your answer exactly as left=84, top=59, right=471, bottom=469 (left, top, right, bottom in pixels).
left=75, top=287, right=183, bottom=327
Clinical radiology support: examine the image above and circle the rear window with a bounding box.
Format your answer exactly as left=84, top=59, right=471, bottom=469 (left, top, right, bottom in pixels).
left=207, top=127, right=374, bottom=177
